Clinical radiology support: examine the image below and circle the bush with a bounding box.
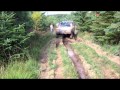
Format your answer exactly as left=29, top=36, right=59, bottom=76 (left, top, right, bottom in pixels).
left=0, top=11, right=34, bottom=61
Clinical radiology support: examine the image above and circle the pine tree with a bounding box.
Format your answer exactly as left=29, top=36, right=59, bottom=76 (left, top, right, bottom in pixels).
left=0, top=11, right=34, bottom=61
left=14, top=11, right=34, bottom=30
left=104, top=11, right=120, bottom=44
left=73, top=11, right=94, bottom=32
left=90, top=11, right=116, bottom=44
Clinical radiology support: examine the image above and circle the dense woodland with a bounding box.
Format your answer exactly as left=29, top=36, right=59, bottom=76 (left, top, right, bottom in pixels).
left=0, top=11, right=120, bottom=78
left=73, top=11, right=120, bottom=44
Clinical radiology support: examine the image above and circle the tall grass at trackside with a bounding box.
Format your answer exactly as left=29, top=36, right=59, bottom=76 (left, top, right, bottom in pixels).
left=78, top=31, right=120, bottom=56
left=59, top=45, right=78, bottom=79
left=0, top=32, right=54, bottom=79
left=71, top=43, right=120, bottom=78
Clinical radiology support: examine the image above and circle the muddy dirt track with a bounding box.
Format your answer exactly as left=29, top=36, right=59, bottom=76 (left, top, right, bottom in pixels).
left=39, top=33, right=120, bottom=79
left=39, top=36, right=89, bottom=79
left=61, top=37, right=89, bottom=79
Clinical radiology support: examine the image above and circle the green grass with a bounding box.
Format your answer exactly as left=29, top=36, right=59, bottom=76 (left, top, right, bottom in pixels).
left=71, top=42, right=120, bottom=78
left=78, top=31, right=94, bottom=41
left=0, top=59, right=39, bottom=79
left=78, top=31, right=120, bottom=56
left=48, top=46, right=57, bottom=70
left=59, top=45, right=78, bottom=79
left=0, top=31, right=54, bottom=79
left=99, top=56, right=120, bottom=74
left=71, top=43, right=104, bottom=78
left=101, top=44, right=120, bottom=55
left=29, top=32, right=54, bottom=61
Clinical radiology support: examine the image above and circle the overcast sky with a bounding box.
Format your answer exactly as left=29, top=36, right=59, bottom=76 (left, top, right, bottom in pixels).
left=44, top=11, right=72, bottom=15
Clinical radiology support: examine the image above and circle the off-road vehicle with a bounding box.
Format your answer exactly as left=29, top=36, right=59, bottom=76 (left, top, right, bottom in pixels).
left=55, top=21, right=78, bottom=40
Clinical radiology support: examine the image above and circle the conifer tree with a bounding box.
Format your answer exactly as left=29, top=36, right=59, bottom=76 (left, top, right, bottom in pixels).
left=0, top=11, right=34, bottom=60
left=90, top=11, right=116, bottom=44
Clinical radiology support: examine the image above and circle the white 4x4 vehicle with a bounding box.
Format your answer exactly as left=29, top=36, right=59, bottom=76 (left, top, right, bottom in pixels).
left=55, top=21, right=78, bottom=39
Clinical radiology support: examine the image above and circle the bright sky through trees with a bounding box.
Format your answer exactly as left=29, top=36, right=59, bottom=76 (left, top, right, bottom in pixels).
left=44, top=11, right=72, bottom=15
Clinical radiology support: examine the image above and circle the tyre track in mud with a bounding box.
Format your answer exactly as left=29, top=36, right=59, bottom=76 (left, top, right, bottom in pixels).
left=71, top=37, right=120, bottom=78
left=39, top=38, right=56, bottom=79
left=54, top=47, right=64, bottom=79
left=60, top=37, right=89, bottom=79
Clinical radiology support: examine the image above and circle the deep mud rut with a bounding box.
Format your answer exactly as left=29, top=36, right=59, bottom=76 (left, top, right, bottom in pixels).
left=62, top=38, right=89, bottom=79
left=39, top=35, right=120, bottom=79
left=83, top=39, right=120, bottom=66
left=39, top=38, right=65, bottom=79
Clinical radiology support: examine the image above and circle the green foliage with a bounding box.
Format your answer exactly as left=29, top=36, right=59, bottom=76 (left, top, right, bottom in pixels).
left=0, top=11, right=34, bottom=61
left=0, top=59, right=39, bottom=79
left=14, top=11, right=34, bottom=30
left=39, top=13, right=50, bottom=30
left=104, top=22, right=120, bottom=44
left=103, top=12, right=120, bottom=44
left=90, top=11, right=118, bottom=45
left=31, top=12, right=42, bottom=30
left=73, top=11, right=120, bottom=45
left=73, top=11, right=94, bottom=32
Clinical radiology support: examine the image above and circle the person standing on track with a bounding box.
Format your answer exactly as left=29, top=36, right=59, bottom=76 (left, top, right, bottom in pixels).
left=50, top=23, right=53, bottom=32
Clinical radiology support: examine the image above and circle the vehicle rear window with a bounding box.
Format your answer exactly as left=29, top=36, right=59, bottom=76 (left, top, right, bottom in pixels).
left=59, top=22, right=71, bottom=27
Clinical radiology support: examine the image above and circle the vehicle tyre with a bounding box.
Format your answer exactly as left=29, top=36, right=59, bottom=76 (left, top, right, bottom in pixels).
left=74, top=30, right=78, bottom=40
left=70, top=32, right=74, bottom=39
left=56, top=33, right=59, bottom=38
left=74, top=34, right=77, bottom=40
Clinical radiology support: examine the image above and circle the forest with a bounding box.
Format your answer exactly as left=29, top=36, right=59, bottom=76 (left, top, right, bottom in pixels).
left=0, top=11, right=120, bottom=79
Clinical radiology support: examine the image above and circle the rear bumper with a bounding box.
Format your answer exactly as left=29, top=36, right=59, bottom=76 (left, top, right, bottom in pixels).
left=56, top=29, right=71, bottom=34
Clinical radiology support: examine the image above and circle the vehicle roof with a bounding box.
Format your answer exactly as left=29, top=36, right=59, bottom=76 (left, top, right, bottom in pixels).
left=60, top=21, right=73, bottom=23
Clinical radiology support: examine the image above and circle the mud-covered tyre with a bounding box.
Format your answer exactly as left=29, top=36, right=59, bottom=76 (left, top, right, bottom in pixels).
left=70, top=35, right=73, bottom=39
left=56, top=34, right=59, bottom=38
left=70, top=32, right=74, bottom=39
left=74, top=34, right=77, bottom=40
left=74, top=30, right=78, bottom=40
